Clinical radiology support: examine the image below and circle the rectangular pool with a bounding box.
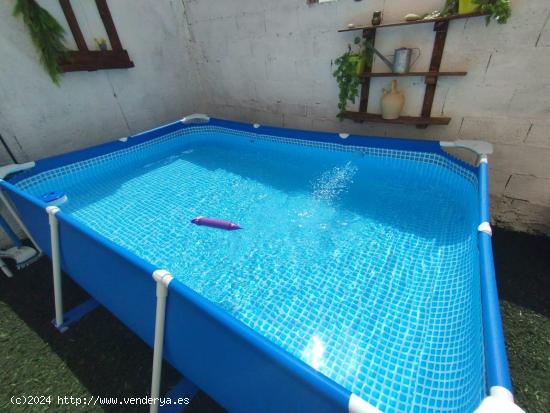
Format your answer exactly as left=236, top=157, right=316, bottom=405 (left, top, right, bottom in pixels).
left=0, top=117, right=512, bottom=413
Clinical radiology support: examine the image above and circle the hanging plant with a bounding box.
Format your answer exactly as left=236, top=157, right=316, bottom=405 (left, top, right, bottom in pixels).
left=333, top=37, right=373, bottom=120
left=13, top=0, right=68, bottom=84
left=474, top=0, right=511, bottom=24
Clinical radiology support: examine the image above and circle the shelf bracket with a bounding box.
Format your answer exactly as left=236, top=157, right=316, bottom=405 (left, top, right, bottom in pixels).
left=358, top=28, right=376, bottom=114
left=418, top=20, right=449, bottom=129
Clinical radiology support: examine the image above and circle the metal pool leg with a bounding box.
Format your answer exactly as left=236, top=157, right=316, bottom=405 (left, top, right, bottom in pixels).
left=46, top=206, right=100, bottom=333
left=47, top=206, right=64, bottom=329
left=150, top=269, right=174, bottom=413
left=49, top=298, right=100, bottom=333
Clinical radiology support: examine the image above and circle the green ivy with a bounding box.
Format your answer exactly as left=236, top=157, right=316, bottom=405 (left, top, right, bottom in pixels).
left=474, top=0, right=512, bottom=24
left=13, top=0, right=68, bottom=85
left=332, top=37, right=372, bottom=120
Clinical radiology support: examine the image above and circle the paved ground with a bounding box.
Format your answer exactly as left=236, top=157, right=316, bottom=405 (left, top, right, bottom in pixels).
left=0, top=228, right=548, bottom=413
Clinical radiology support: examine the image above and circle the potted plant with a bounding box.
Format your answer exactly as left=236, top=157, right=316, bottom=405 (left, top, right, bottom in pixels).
left=12, top=0, right=67, bottom=84
left=473, top=0, right=511, bottom=24
left=459, top=0, right=479, bottom=14
left=333, top=37, right=373, bottom=119
left=444, top=0, right=511, bottom=24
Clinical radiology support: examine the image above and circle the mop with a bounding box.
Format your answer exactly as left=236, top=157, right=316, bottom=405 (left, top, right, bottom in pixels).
left=0, top=215, right=40, bottom=277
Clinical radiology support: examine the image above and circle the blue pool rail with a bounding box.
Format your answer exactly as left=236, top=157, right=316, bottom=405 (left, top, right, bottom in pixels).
left=477, top=156, right=514, bottom=402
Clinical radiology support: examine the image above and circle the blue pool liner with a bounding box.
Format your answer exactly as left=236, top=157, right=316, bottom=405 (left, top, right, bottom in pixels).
left=6, top=117, right=476, bottom=186
left=0, top=116, right=511, bottom=411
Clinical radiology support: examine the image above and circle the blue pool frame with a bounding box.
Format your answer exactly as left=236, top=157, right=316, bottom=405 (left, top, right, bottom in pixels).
left=0, top=117, right=512, bottom=412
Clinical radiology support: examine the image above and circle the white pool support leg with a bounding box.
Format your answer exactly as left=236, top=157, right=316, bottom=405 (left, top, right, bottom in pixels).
left=0, top=189, right=42, bottom=254
left=150, top=269, right=174, bottom=413
left=46, top=206, right=64, bottom=328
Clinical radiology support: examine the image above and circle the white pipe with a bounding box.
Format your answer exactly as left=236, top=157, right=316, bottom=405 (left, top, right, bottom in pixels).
left=46, top=206, right=63, bottom=328
left=477, top=221, right=493, bottom=237
left=150, top=269, right=174, bottom=413
left=0, top=162, right=35, bottom=180
left=0, top=189, right=42, bottom=254
left=181, top=113, right=210, bottom=123
left=0, top=257, right=14, bottom=278
left=490, top=386, right=514, bottom=402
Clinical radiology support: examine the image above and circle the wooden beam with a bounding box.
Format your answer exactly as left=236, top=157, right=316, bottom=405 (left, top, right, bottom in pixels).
left=359, top=28, right=376, bottom=113
left=338, top=12, right=489, bottom=32
left=341, top=111, right=451, bottom=125
left=418, top=20, right=449, bottom=129
left=360, top=71, right=467, bottom=79
left=59, top=50, right=134, bottom=72
left=95, top=0, right=123, bottom=51
left=59, top=0, right=88, bottom=51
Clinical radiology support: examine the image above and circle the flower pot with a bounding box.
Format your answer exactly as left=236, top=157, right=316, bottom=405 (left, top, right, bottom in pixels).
left=348, top=54, right=367, bottom=76
left=459, top=0, right=479, bottom=14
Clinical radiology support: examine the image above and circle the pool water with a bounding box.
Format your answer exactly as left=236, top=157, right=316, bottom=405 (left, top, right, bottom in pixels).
left=19, top=128, right=485, bottom=412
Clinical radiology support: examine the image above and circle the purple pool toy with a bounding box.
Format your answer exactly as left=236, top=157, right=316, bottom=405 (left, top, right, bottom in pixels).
left=191, top=216, right=241, bottom=230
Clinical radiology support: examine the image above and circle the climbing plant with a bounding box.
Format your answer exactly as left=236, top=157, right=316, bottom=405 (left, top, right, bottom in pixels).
left=474, top=0, right=512, bottom=24
left=441, top=0, right=511, bottom=24
left=13, top=0, right=67, bottom=84
left=333, top=37, right=373, bottom=120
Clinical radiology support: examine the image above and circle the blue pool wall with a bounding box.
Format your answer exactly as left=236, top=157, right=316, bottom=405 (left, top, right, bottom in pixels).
left=1, top=178, right=351, bottom=413
left=7, top=117, right=477, bottom=186
left=0, top=117, right=512, bottom=410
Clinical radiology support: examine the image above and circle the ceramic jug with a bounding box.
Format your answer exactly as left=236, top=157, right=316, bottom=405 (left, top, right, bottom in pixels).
left=381, top=80, right=405, bottom=120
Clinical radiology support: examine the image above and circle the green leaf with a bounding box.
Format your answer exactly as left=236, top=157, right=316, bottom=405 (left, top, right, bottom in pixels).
left=13, top=0, right=67, bottom=85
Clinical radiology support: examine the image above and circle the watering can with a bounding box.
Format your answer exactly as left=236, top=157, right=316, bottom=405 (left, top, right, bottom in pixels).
left=365, top=44, right=420, bottom=74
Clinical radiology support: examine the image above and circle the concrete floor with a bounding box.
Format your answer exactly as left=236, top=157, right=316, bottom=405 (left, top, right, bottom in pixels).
left=0, top=228, right=548, bottom=413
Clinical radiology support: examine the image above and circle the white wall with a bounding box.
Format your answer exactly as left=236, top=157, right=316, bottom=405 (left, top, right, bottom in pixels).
left=0, top=0, right=204, bottom=162
left=0, top=0, right=548, bottom=236
left=0, top=0, right=205, bottom=246
left=183, top=0, right=550, bottom=235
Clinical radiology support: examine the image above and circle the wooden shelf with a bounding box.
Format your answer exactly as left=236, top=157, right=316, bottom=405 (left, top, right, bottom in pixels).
left=59, top=50, right=134, bottom=72
left=360, top=71, right=467, bottom=79
left=338, top=12, right=488, bottom=32
left=341, top=111, right=451, bottom=126
left=337, top=11, right=485, bottom=128
left=57, top=0, right=134, bottom=74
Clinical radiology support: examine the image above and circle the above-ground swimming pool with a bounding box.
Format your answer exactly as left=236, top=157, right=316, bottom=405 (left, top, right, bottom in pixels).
left=0, top=116, right=513, bottom=413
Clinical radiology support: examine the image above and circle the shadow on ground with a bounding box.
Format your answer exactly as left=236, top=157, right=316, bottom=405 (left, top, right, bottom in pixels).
left=0, top=228, right=548, bottom=412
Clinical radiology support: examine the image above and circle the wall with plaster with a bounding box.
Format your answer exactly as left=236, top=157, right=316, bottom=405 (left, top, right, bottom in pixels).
left=183, top=0, right=550, bottom=235
left=0, top=0, right=204, bottom=162
left=0, top=0, right=205, bottom=245
left=0, top=0, right=549, bottom=237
